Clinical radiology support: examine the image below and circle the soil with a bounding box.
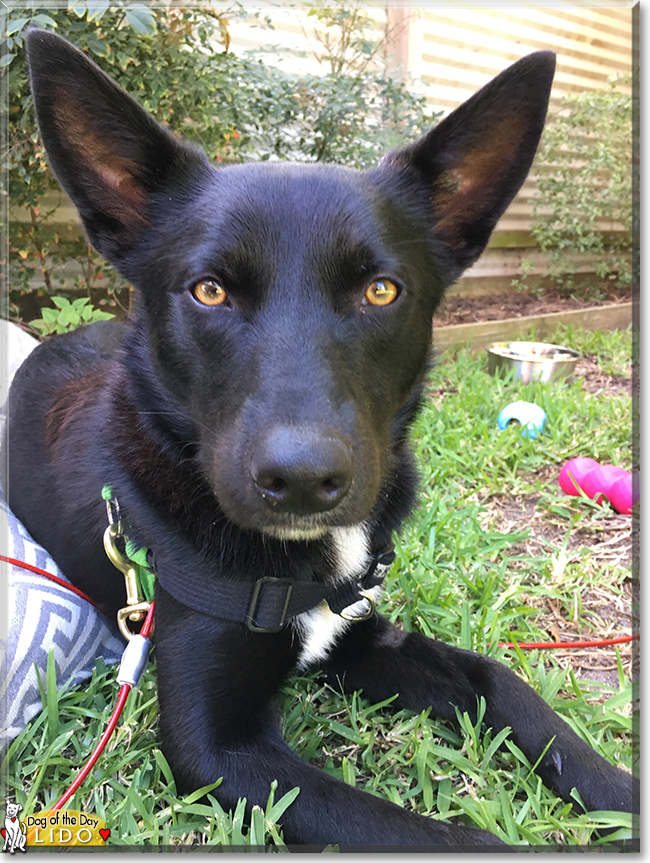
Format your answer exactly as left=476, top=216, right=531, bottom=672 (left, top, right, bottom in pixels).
left=482, top=477, right=637, bottom=690
left=432, top=285, right=633, bottom=328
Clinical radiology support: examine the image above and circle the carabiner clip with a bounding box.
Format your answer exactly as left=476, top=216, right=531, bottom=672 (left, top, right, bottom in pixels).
left=104, top=523, right=151, bottom=641
left=117, top=602, right=154, bottom=642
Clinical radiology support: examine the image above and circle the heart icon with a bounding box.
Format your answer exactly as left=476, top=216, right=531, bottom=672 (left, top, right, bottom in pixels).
left=99, top=828, right=110, bottom=841
left=0, top=828, right=5, bottom=839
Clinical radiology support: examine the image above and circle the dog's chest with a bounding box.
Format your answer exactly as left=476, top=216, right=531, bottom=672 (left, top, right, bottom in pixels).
left=292, top=525, right=381, bottom=669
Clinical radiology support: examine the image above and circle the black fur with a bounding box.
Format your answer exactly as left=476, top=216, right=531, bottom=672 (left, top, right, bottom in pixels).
left=3, top=30, right=637, bottom=848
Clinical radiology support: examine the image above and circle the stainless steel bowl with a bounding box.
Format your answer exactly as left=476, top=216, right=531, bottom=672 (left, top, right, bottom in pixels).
left=486, top=341, right=580, bottom=383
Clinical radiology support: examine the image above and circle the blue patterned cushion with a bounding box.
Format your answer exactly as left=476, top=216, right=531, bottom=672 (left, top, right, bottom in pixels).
left=0, top=323, right=125, bottom=750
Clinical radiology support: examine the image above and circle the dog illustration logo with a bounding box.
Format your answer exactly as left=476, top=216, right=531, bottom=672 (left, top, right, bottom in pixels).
left=1, top=803, right=27, bottom=854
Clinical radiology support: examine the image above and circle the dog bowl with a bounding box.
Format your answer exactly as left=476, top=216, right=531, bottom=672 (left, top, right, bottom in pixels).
left=487, top=341, right=579, bottom=383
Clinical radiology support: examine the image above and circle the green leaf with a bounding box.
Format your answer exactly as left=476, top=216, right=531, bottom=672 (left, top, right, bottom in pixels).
left=6, top=18, right=29, bottom=35
left=32, top=14, right=58, bottom=27
left=68, top=0, right=87, bottom=18
left=86, top=0, right=109, bottom=22
left=59, top=306, right=78, bottom=327
left=125, top=3, right=157, bottom=34
left=180, top=780, right=221, bottom=805
left=267, top=786, right=300, bottom=823
left=46, top=649, right=59, bottom=744
left=86, top=35, right=109, bottom=57
left=93, top=309, right=115, bottom=321
left=249, top=806, right=265, bottom=845
left=325, top=720, right=363, bottom=744
left=0, top=54, right=15, bottom=66
left=436, top=777, right=452, bottom=818
left=153, top=749, right=176, bottom=790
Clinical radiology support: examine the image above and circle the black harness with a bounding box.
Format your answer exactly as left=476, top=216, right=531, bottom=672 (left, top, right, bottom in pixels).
left=154, top=544, right=395, bottom=633
left=104, top=487, right=395, bottom=634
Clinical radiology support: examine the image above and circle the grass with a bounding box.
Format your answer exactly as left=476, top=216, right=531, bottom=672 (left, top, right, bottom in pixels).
left=2, top=324, right=637, bottom=848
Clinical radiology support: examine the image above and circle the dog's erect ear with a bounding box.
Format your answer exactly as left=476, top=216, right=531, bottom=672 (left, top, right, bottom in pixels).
left=377, top=51, right=556, bottom=283
left=25, top=28, right=210, bottom=266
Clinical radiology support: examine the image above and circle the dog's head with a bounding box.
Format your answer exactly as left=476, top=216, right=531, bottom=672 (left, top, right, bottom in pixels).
left=26, top=30, right=554, bottom=540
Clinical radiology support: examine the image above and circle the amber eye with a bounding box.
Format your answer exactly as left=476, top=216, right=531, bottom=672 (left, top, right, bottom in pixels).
left=363, top=279, right=400, bottom=307
left=192, top=279, right=228, bottom=307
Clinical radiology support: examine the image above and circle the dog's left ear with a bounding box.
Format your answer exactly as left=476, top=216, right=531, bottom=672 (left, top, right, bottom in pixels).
left=376, top=51, right=556, bottom=284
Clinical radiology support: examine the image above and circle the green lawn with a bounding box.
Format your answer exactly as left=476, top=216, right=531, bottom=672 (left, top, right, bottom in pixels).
left=3, top=324, right=637, bottom=848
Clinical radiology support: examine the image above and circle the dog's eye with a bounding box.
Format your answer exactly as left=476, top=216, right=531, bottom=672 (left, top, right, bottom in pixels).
left=192, top=279, right=228, bottom=307
left=363, top=279, right=400, bottom=307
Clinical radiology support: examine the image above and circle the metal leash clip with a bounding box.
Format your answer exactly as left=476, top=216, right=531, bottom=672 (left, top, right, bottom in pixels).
left=103, top=523, right=152, bottom=642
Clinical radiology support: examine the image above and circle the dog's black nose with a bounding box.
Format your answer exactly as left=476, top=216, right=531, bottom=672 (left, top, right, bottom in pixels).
left=251, top=426, right=353, bottom=515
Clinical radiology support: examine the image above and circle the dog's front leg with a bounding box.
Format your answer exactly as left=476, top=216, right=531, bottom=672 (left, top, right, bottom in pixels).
left=154, top=589, right=506, bottom=848
left=321, top=615, right=638, bottom=817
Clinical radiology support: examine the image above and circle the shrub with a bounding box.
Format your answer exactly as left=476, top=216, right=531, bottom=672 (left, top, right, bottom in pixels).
left=515, top=75, right=632, bottom=300
left=30, top=296, right=115, bottom=335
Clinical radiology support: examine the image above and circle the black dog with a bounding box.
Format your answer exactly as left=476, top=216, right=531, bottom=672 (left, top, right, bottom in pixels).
left=4, top=30, right=637, bottom=848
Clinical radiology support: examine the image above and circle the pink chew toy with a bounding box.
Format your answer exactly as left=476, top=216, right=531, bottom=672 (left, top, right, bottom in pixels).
left=607, top=473, right=637, bottom=515
left=558, top=457, right=600, bottom=496
left=581, top=464, right=628, bottom=506
left=558, top=458, right=636, bottom=514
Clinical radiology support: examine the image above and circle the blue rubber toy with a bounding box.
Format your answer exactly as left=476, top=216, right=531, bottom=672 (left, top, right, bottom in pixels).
left=497, top=401, right=546, bottom=439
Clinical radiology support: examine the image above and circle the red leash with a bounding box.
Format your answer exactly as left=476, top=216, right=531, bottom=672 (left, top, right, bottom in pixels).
left=2, top=554, right=154, bottom=811
left=50, top=602, right=155, bottom=812
left=0, top=555, right=102, bottom=610
left=498, top=635, right=638, bottom=649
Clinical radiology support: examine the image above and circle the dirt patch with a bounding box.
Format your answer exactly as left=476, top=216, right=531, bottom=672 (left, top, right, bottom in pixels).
left=432, top=285, right=632, bottom=328
left=574, top=356, right=632, bottom=397
left=481, top=481, right=636, bottom=690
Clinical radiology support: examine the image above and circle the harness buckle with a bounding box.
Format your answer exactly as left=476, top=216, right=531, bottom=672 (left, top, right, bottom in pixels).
left=339, top=588, right=376, bottom=622
left=247, top=577, right=294, bottom=633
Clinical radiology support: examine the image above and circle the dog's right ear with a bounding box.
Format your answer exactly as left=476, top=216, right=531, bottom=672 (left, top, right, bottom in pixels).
left=25, top=28, right=211, bottom=268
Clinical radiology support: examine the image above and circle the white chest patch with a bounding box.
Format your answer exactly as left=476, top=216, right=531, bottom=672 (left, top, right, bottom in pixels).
left=293, top=524, right=374, bottom=670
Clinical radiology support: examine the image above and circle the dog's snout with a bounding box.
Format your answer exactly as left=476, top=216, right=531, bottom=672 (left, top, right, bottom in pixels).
left=251, top=426, right=353, bottom=515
